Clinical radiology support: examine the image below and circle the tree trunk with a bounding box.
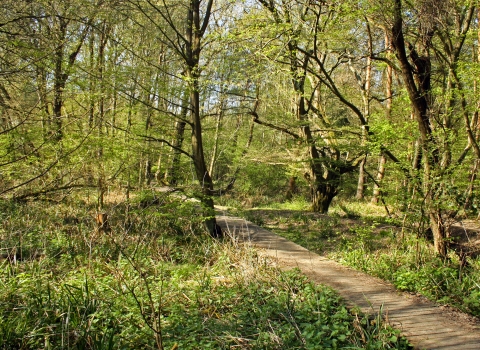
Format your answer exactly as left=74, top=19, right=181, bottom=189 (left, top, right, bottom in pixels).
left=371, top=153, right=386, bottom=204
left=312, top=182, right=337, bottom=213
left=189, top=76, right=217, bottom=234
left=52, top=15, right=90, bottom=141
left=356, top=157, right=366, bottom=200
left=467, top=13, right=480, bottom=211
left=464, top=159, right=479, bottom=211
left=36, top=66, right=50, bottom=138
left=165, top=92, right=188, bottom=186
left=98, top=21, right=108, bottom=135
left=88, top=30, right=95, bottom=129
left=258, top=0, right=363, bottom=214
left=165, top=121, right=186, bottom=185
left=429, top=209, right=448, bottom=258
left=52, top=18, right=68, bottom=141
left=391, top=0, right=447, bottom=257
left=208, top=106, right=223, bottom=178
left=145, top=159, right=153, bottom=186
left=372, top=31, right=392, bottom=204
left=355, top=21, right=373, bottom=200
left=186, top=0, right=219, bottom=237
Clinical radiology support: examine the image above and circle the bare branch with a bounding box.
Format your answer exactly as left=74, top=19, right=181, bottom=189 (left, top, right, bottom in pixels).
left=250, top=110, right=300, bottom=139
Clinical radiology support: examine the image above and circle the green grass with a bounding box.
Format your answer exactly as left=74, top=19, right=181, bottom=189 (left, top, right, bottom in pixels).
left=0, top=194, right=410, bottom=349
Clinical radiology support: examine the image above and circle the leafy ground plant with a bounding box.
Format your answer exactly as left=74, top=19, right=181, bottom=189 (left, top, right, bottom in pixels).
left=0, top=194, right=409, bottom=349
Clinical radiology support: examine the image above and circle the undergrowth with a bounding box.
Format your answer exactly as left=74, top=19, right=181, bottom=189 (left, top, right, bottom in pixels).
left=330, top=230, right=480, bottom=317
left=0, top=194, right=409, bottom=349
left=252, top=202, right=480, bottom=318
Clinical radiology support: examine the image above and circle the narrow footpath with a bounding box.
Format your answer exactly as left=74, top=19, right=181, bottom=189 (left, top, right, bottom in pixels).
left=216, top=214, right=480, bottom=350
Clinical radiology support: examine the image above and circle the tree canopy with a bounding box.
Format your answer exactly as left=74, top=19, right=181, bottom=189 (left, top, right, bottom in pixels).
left=1, top=0, right=479, bottom=257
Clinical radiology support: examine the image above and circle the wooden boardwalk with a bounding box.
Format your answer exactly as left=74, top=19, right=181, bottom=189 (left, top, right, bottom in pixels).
left=217, top=215, right=480, bottom=350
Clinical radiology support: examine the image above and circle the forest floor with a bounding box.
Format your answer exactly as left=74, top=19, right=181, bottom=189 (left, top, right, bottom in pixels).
left=449, top=220, right=480, bottom=258
left=216, top=209, right=480, bottom=350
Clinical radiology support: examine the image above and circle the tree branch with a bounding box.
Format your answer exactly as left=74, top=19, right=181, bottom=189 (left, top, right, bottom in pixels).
left=200, top=0, right=214, bottom=36
left=13, top=184, right=97, bottom=201
left=250, top=110, right=300, bottom=139
left=0, top=127, right=94, bottom=197
left=110, top=123, right=193, bottom=160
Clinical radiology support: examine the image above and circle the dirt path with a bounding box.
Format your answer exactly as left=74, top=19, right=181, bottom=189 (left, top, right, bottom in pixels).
left=217, top=214, right=480, bottom=350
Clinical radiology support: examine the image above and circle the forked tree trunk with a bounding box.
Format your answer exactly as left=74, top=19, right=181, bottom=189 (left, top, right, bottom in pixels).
left=258, top=0, right=362, bottom=214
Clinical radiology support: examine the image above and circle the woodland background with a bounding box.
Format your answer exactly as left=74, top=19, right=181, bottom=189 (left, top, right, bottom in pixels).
left=2, top=0, right=480, bottom=255
left=1, top=1, right=480, bottom=348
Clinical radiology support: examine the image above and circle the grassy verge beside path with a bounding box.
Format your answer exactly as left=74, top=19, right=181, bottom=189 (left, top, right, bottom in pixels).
left=0, top=195, right=409, bottom=349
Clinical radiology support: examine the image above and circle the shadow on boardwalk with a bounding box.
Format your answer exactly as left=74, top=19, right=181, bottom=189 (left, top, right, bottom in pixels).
left=217, top=214, right=480, bottom=350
